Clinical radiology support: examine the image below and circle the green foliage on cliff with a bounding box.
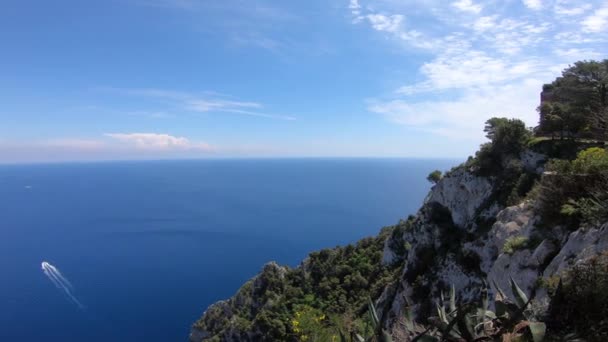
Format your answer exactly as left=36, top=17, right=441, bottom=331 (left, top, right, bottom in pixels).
left=534, top=147, right=608, bottom=228
left=475, top=118, right=532, bottom=176
left=470, top=117, right=538, bottom=213
left=192, top=60, right=608, bottom=342
left=193, top=228, right=402, bottom=341
left=538, top=59, right=608, bottom=140
left=427, top=170, right=443, bottom=184
left=547, top=252, right=608, bottom=341
left=502, top=236, right=529, bottom=255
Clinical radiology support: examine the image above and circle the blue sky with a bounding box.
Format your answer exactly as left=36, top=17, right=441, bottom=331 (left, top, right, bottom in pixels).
left=1, top=0, right=607, bottom=162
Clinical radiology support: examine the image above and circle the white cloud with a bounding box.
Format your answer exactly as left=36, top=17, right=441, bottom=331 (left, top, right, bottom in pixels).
left=104, top=133, right=213, bottom=151
left=186, top=99, right=261, bottom=112
left=554, top=2, right=592, bottom=16
left=582, top=5, right=608, bottom=32
left=397, top=51, right=545, bottom=94
left=371, top=79, right=543, bottom=140
left=348, top=0, right=607, bottom=147
left=554, top=48, right=603, bottom=59
left=522, top=0, right=542, bottom=10
left=348, top=0, right=360, bottom=10
left=366, top=14, right=404, bottom=33
left=452, top=0, right=482, bottom=14
left=109, top=88, right=296, bottom=121
left=473, top=16, right=497, bottom=32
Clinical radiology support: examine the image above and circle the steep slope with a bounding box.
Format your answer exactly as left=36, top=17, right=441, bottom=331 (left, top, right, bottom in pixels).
left=190, top=140, right=608, bottom=341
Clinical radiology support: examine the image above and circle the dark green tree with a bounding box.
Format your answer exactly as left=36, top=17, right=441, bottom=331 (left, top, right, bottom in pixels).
left=426, top=170, right=442, bottom=184
left=539, top=60, right=608, bottom=139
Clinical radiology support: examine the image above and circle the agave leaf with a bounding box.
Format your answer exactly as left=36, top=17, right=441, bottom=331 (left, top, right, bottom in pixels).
left=436, top=304, right=446, bottom=324
left=464, top=312, right=477, bottom=338
left=528, top=322, right=546, bottom=342
left=510, top=277, right=529, bottom=309
left=368, top=298, right=380, bottom=328
left=449, top=285, right=456, bottom=313
left=428, top=316, right=448, bottom=331
left=402, top=306, right=415, bottom=332
left=480, top=285, right=489, bottom=325
left=484, top=310, right=497, bottom=319
left=481, top=284, right=489, bottom=310
left=492, top=279, right=507, bottom=300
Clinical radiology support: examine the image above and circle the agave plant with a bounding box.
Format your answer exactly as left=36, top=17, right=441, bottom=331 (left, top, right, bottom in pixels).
left=400, top=278, right=546, bottom=342
left=339, top=298, right=393, bottom=342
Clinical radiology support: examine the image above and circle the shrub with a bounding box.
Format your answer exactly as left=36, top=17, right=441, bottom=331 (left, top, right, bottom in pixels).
left=535, top=147, right=608, bottom=228
left=398, top=279, right=546, bottom=342
left=571, top=147, right=608, bottom=173
left=473, top=118, right=531, bottom=177
left=548, top=252, right=608, bottom=341
left=426, top=170, right=442, bottom=184
left=502, top=236, right=529, bottom=255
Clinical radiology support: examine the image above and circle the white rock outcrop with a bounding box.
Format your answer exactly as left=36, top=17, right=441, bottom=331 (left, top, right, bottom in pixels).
left=425, top=167, right=494, bottom=229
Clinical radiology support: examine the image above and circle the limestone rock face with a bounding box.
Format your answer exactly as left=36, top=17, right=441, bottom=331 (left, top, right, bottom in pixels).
left=191, top=149, right=608, bottom=341
left=379, top=166, right=499, bottom=322
left=381, top=166, right=608, bottom=325
left=544, top=223, right=608, bottom=277
left=424, top=167, right=494, bottom=229
left=521, top=150, right=547, bottom=173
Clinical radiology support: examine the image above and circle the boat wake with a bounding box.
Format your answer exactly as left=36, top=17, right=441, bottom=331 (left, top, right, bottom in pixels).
left=41, top=261, right=85, bottom=309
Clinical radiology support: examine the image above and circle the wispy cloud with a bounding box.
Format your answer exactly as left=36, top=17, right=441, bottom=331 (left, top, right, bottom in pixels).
left=347, top=0, right=607, bottom=141
left=522, top=0, right=542, bottom=10
left=366, top=14, right=404, bottom=33
left=0, top=133, right=216, bottom=163
left=554, top=2, right=592, bottom=17
left=104, top=133, right=214, bottom=151
left=134, top=0, right=307, bottom=56
left=452, top=0, right=483, bottom=14
left=106, top=88, right=296, bottom=121
left=582, top=4, right=608, bottom=32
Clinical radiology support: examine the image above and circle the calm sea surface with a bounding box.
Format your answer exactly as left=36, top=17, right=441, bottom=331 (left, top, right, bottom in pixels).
left=0, top=158, right=456, bottom=341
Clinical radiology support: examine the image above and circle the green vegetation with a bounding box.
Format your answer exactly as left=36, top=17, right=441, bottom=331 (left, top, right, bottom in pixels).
left=427, top=170, right=443, bottom=184
left=469, top=117, right=538, bottom=209
left=474, top=117, right=532, bottom=176
left=393, top=279, right=545, bottom=342
left=534, top=147, right=608, bottom=228
left=193, top=59, right=608, bottom=342
left=538, top=60, right=608, bottom=140
left=547, top=252, right=608, bottom=341
left=194, top=229, right=402, bottom=341
left=502, top=236, right=529, bottom=255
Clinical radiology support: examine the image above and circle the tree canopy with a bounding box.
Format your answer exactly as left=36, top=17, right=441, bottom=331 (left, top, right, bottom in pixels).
left=538, top=60, right=608, bottom=140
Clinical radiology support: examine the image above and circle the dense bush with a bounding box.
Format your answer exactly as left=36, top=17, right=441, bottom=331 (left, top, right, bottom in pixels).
left=548, top=252, right=608, bottom=341
left=502, top=236, right=529, bottom=255
left=534, top=147, right=608, bottom=228
left=538, top=60, right=608, bottom=140
left=426, top=170, right=442, bottom=184
left=194, top=229, right=400, bottom=341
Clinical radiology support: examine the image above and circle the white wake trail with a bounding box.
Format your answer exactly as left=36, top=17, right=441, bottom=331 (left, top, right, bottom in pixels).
left=43, top=262, right=73, bottom=290
left=41, top=261, right=84, bottom=309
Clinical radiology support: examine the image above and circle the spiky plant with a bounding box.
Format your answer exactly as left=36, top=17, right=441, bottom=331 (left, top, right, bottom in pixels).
left=399, top=279, right=546, bottom=342
left=339, top=298, right=392, bottom=342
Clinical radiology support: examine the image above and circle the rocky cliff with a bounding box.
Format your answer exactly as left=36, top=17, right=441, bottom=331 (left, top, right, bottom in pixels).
left=190, top=142, right=608, bottom=341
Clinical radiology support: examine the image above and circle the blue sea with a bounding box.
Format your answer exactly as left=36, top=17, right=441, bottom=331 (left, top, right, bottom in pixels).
left=0, top=158, right=456, bottom=341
